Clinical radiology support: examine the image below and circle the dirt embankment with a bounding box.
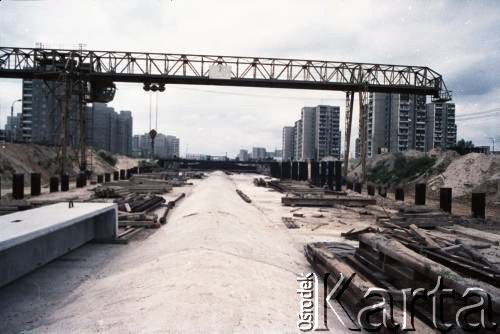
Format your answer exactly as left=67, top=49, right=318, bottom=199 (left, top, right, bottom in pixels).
left=0, top=143, right=138, bottom=186
left=349, top=150, right=500, bottom=205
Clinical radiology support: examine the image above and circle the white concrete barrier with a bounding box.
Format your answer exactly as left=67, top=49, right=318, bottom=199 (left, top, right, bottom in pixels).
left=0, top=202, right=117, bottom=288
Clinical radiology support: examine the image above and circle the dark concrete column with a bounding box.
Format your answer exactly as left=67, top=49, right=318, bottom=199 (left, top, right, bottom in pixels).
left=327, top=161, right=334, bottom=190
left=471, top=193, right=486, bottom=219
left=126, top=169, right=132, bottom=179
left=270, top=162, right=280, bottom=178
left=309, top=161, right=320, bottom=186
left=104, top=173, right=111, bottom=183
left=30, top=173, right=41, bottom=196
left=119, top=169, right=126, bottom=180
left=354, top=182, right=362, bottom=194
left=76, top=173, right=86, bottom=188
left=320, top=162, right=327, bottom=187
left=440, top=188, right=452, bottom=213
left=280, top=161, right=290, bottom=179
left=12, top=174, right=24, bottom=200
left=367, top=185, right=375, bottom=196
left=113, top=171, right=120, bottom=181
left=49, top=176, right=59, bottom=192
left=415, top=183, right=426, bottom=205
left=378, top=186, right=387, bottom=198
left=97, top=175, right=104, bottom=184
left=395, top=188, right=405, bottom=201
left=298, top=162, right=308, bottom=181
left=334, top=160, right=342, bottom=192
left=291, top=161, right=299, bottom=180
left=347, top=181, right=353, bottom=190
left=61, top=174, right=69, bottom=191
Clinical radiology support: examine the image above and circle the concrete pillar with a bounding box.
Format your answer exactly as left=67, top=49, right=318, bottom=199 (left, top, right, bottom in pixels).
left=270, top=162, right=280, bottom=178
left=49, top=176, right=59, bottom=193
left=119, top=169, right=126, bottom=180
left=30, top=173, right=41, bottom=196
left=440, top=188, right=452, bottom=213
left=97, top=175, right=104, bottom=184
left=113, top=171, right=119, bottom=181
left=298, top=162, right=308, bottom=181
left=378, top=186, right=387, bottom=198
left=347, top=181, right=353, bottom=190
left=395, top=188, right=405, bottom=201
left=320, top=162, right=327, bottom=187
left=76, top=173, right=86, bottom=188
left=126, top=169, right=132, bottom=179
left=12, top=174, right=24, bottom=200
left=309, top=161, right=319, bottom=186
left=327, top=161, right=334, bottom=190
left=354, top=182, right=362, bottom=194
left=291, top=161, right=299, bottom=180
left=334, top=160, right=342, bottom=192
left=415, top=183, right=426, bottom=205
left=280, top=161, right=290, bottom=180
left=367, top=185, right=375, bottom=196
left=471, top=193, right=486, bottom=219
left=104, top=173, right=111, bottom=183
left=61, top=174, right=69, bottom=192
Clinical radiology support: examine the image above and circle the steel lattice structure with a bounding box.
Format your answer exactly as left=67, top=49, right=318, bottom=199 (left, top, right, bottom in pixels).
left=0, top=46, right=450, bottom=100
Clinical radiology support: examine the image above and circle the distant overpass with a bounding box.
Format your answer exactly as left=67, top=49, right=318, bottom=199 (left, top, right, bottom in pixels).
left=158, top=158, right=275, bottom=171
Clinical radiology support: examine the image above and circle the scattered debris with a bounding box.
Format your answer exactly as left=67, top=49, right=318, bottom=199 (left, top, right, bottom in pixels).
left=236, top=189, right=252, bottom=203
left=281, top=217, right=299, bottom=229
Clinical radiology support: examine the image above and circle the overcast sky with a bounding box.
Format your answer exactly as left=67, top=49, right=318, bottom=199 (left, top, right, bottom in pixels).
left=0, top=0, right=499, bottom=156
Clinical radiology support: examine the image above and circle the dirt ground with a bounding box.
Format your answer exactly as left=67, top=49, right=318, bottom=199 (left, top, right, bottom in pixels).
left=0, top=172, right=369, bottom=333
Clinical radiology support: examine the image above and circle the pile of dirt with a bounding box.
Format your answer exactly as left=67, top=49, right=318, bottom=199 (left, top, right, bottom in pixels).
left=349, top=150, right=500, bottom=205
left=0, top=143, right=122, bottom=186
left=428, top=153, right=500, bottom=204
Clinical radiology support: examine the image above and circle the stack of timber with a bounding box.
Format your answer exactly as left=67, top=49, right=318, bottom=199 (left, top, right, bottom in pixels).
left=305, top=223, right=500, bottom=329
left=118, top=212, right=160, bottom=228
left=265, top=179, right=346, bottom=196
left=253, top=177, right=267, bottom=187
left=377, top=204, right=452, bottom=228
left=282, top=194, right=376, bottom=207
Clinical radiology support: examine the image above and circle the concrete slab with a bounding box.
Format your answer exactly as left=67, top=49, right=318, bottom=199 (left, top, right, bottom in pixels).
left=0, top=202, right=117, bottom=288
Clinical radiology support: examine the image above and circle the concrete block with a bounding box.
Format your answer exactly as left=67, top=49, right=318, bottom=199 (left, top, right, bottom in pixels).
left=0, top=202, right=117, bottom=288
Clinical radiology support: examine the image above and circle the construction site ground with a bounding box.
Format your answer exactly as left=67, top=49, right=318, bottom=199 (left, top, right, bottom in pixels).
left=0, top=171, right=372, bottom=333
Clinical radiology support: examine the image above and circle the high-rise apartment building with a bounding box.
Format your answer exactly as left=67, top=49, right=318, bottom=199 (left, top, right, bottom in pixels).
left=294, top=119, right=303, bottom=160
left=86, top=103, right=133, bottom=155
left=21, top=79, right=80, bottom=146
left=252, top=147, right=267, bottom=160
left=363, top=93, right=427, bottom=157
left=285, top=105, right=341, bottom=161
left=238, top=149, right=249, bottom=161
left=314, top=105, right=341, bottom=160
left=282, top=126, right=295, bottom=161
left=132, top=132, right=179, bottom=158
left=426, top=102, right=457, bottom=151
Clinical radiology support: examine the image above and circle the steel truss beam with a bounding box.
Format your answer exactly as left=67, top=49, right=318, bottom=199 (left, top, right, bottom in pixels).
left=0, top=47, right=450, bottom=100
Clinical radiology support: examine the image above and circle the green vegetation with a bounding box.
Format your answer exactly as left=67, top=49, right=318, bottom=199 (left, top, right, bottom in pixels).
left=368, top=154, right=436, bottom=185
left=97, top=150, right=117, bottom=166
left=449, top=139, right=475, bottom=155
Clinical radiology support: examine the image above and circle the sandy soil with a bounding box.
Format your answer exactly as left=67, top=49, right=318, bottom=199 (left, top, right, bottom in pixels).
left=0, top=172, right=368, bottom=333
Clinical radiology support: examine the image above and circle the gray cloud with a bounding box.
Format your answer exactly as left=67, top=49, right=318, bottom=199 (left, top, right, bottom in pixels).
left=1, top=0, right=499, bottom=155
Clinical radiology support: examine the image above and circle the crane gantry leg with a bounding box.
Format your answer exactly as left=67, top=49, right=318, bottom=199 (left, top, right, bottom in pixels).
left=343, top=91, right=355, bottom=176
left=358, top=85, right=369, bottom=183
